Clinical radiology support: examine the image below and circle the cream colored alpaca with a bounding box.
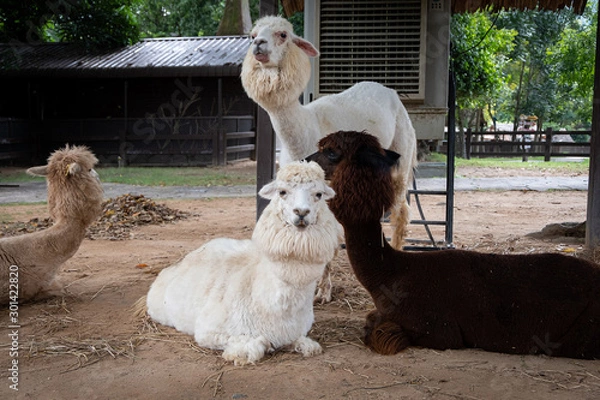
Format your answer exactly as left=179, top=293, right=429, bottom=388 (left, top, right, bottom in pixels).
left=0, top=145, right=103, bottom=304
left=241, top=16, right=418, bottom=249
left=146, top=161, right=342, bottom=365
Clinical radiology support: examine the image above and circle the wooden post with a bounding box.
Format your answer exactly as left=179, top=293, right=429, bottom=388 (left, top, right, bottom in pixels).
left=255, top=0, right=279, bottom=218
left=121, top=79, right=128, bottom=166
left=544, top=127, right=552, bottom=162
left=586, top=9, right=600, bottom=249
left=217, top=78, right=225, bottom=166
left=465, top=128, right=471, bottom=159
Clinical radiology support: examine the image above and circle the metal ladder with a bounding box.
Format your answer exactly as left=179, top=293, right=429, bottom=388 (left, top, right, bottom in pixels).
left=403, top=170, right=455, bottom=251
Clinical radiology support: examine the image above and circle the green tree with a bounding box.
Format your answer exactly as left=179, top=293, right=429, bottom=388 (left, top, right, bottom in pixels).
left=136, top=0, right=225, bottom=37
left=0, top=1, right=52, bottom=43
left=0, top=0, right=140, bottom=51
left=546, top=0, right=597, bottom=130
left=496, top=8, right=577, bottom=130
left=451, top=11, right=516, bottom=155
left=54, top=0, right=140, bottom=51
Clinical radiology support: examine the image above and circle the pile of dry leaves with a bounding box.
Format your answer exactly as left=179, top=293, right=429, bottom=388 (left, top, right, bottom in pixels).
left=0, top=194, right=189, bottom=240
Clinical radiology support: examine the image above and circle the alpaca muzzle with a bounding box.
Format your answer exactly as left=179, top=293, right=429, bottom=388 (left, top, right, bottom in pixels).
left=293, top=209, right=311, bottom=228
left=252, top=40, right=270, bottom=63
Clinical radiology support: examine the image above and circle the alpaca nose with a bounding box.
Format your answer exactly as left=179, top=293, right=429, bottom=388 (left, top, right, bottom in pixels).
left=253, top=38, right=268, bottom=54
left=294, top=208, right=310, bottom=218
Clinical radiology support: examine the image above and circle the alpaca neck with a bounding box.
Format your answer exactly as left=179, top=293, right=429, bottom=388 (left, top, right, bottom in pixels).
left=341, top=220, right=398, bottom=293
left=265, top=101, right=319, bottom=161
left=24, top=220, right=87, bottom=265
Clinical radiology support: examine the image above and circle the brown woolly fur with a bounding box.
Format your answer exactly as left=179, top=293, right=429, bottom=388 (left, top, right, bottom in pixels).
left=308, top=131, right=600, bottom=360
left=42, top=145, right=103, bottom=225
left=309, top=131, right=398, bottom=225
left=363, top=311, right=410, bottom=355
left=241, top=38, right=311, bottom=110
left=1, top=145, right=103, bottom=304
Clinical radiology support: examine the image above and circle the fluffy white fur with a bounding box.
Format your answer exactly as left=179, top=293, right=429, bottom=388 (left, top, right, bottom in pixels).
left=146, top=161, right=342, bottom=365
left=241, top=15, right=417, bottom=250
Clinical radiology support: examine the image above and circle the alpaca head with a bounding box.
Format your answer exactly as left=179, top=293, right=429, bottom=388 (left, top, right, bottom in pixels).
left=27, top=145, right=103, bottom=226
left=306, top=131, right=400, bottom=225
left=258, top=161, right=335, bottom=228
left=253, top=161, right=340, bottom=264
left=241, top=16, right=319, bottom=109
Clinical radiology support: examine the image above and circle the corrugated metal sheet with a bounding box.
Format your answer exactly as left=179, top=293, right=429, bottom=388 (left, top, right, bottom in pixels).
left=0, top=36, right=251, bottom=78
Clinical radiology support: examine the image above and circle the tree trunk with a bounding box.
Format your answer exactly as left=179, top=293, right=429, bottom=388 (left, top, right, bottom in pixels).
left=216, top=0, right=252, bottom=36
left=456, top=107, right=466, bottom=158
left=513, top=60, right=526, bottom=132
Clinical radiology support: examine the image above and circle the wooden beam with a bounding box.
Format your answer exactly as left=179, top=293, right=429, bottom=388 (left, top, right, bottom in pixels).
left=586, top=8, right=600, bottom=249
left=255, top=0, right=279, bottom=218
left=255, top=107, right=276, bottom=217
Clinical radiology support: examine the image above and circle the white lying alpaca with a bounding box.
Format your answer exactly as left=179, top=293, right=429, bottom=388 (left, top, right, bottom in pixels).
left=241, top=15, right=417, bottom=250
left=146, top=161, right=342, bottom=365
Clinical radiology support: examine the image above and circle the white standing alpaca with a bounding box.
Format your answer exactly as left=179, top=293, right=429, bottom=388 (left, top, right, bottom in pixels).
left=0, top=145, right=103, bottom=304
left=146, top=161, right=342, bottom=365
left=241, top=15, right=418, bottom=249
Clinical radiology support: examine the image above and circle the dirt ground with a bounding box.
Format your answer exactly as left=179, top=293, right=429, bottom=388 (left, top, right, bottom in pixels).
left=2, top=163, right=599, bottom=400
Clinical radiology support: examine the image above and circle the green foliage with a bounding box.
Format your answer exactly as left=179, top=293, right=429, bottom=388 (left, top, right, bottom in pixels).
left=452, top=2, right=597, bottom=131
left=451, top=11, right=516, bottom=110
left=0, top=0, right=140, bottom=51
left=53, top=0, right=140, bottom=51
left=0, top=0, right=51, bottom=43
left=546, top=2, right=597, bottom=129
left=136, top=0, right=225, bottom=37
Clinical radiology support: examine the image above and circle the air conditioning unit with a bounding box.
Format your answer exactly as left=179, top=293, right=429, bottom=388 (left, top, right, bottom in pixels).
left=304, top=0, right=426, bottom=101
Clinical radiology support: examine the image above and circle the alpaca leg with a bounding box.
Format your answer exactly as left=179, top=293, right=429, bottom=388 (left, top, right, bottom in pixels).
left=363, top=310, right=410, bottom=355
left=221, top=335, right=272, bottom=366
left=314, top=262, right=332, bottom=304
left=290, top=335, right=323, bottom=357
left=389, top=168, right=410, bottom=250
left=390, top=199, right=410, bottom=250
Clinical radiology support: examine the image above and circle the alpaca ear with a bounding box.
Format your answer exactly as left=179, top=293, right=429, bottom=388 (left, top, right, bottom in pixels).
left=292, top=36, right=319, bottom=57
left=356, top=146, right=400, bottom=170
left=384, top=150, right=401, bottom=166
left=26, top=166, right=48, bottom=177
left=66, top=162, right=81, bottom=176
left=258, top=181, right=278, bottom=200
left=322, top=185, right=336, bottom=201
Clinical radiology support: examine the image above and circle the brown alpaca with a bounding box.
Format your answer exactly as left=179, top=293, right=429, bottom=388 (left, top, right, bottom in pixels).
left=1, top=145, right=103, bottom=304
left=307, top=131, right=600, bottom=360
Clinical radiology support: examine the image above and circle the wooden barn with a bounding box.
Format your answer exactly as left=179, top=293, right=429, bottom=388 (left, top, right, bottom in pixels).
left=0, top=36, right=255, bottom=167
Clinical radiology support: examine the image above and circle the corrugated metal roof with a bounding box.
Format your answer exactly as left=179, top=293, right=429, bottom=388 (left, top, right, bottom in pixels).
left=0, top=36, right=251, bottom=78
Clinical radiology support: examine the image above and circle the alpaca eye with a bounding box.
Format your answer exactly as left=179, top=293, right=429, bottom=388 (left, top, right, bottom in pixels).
left=280, top=32, right=287, bottom=39
left=326, top=149, right=341, bottom=162
left=315, top=192, right=323, bottom=200
left=279, top=190, right=287, bottom=197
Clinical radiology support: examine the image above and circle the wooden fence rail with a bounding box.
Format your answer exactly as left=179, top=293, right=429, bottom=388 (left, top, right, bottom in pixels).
left=465, top=128, right=591, bottom=161
left=0, top=116, right=256, bottom=167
